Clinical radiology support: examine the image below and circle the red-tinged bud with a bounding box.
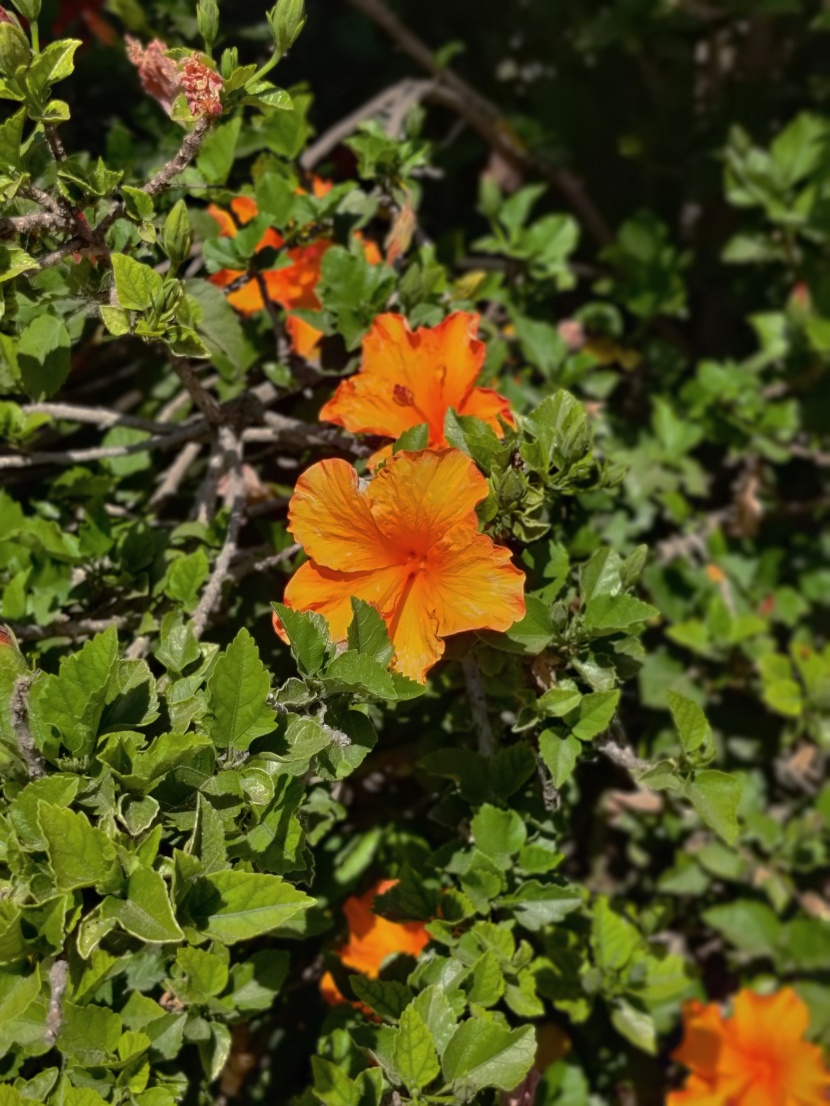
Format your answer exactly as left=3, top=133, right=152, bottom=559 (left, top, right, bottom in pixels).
left=0, top=8, right=15, bottom=24
left=558, top=318, right=586, bottom=351
left=758, top=595, right=775, bottom=617
left=178, top=53, right=223, bottom=118
left=126, top=36, right=179, bottom=117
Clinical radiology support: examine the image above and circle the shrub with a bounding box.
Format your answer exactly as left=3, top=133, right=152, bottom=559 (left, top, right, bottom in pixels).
left=0, top=1, right=828, bottom=1104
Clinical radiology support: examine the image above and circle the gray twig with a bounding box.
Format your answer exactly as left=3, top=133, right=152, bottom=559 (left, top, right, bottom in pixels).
left=44, top=960, right=69, bottom=1047
left=461, top=653, right=496, bottom=757
left=22, top=402, right=175, bottom=435
left=192, top=428, right=246, bottom=640
left=150, top=441, right=204, bottom=507
left=345, top=0, right=613, bottom=246
left=10, top=674, right=44, bottom=779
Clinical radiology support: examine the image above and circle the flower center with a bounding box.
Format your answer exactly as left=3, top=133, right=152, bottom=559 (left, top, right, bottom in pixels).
left=405, top=550, right=430, bottom=577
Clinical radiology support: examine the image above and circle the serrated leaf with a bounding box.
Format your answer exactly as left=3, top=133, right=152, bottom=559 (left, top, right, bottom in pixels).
left=584, top=593, right=659, bottom=631
left=185, top=870, right=314, bottom=943
left=667, top=691, right=712, bottom=756
left=102, top=867, right=184, bottom=944
left=685, top=770, right=742, bottom=845
left=569, top=690, right=619, bottom=741
left=395, top=1004, right=440, bottom=1091
left=111, top=253, right=164, bottom=311
left=273, top=603, right=330, bottom=674
left=0, top=963, right=39, bottom=1028
left=38, top=803, right=119, bottom=892
left=206, top=628, right=276, bottom=750
left=347, top=598, right=395, bottom=665
left=18, top=315, right=71, bottom=399
left=323, top=650, right=396, bottom=698
left=611, top=1001, right=656, bottom=1054
left=441, top=1020, right=535, bottom=1095
left=538, top=730, right=581, bottom=788
left=412, top=985, right=458, bottom=1056
left=470, top=804, right=527, bottom=864
left=350, top=977, right=412, bottom=1021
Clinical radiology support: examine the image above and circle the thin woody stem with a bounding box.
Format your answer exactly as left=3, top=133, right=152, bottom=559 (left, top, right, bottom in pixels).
left=461, top=653, right=496, bottom=757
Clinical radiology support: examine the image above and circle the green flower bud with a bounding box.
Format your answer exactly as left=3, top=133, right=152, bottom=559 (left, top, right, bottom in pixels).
left=0, top=19, right=30, bottom=78
left=9, top=0, right=40, bottom=21
left=197, top=0, right=219, bottom=53
left=266, top=0, right=305, bottom=59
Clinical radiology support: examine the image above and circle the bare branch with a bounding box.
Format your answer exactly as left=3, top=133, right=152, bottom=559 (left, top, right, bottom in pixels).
left=301, top=79, right=435, bottom=169
left=172, top=360, right=224, bottom=427
left=10, top=674, right=44, bottom=779
left=44, top=960, right=69, bottom=1047
left=22, top=402, right=176, bottom=435
left=345, top=0, right=613, bottom=246
left=230, top=542, right=301, bottom=581
left=12, top=616, right=131, bottom=642
left=150, top=440, right=204, bottom=507
left=0, top=419, right=208, bottom=471
left=192, top=428, right=246, bottom=640
left=461, top=653, right=496, bottom=757
left=144, top=116, right=212, bottom=197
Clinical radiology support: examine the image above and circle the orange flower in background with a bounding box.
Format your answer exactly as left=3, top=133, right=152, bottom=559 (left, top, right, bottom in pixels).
left=319, top=312, right=514, bottom=458
left=320, top=879, right=430, bottom=1007
left=272, top=449, right=526, bottom=682
left=669, top=988, right=830, bottom=1106
left=208, top=192, right=381, bottom=358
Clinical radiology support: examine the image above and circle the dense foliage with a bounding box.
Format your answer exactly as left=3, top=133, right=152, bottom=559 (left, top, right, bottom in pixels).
left=0, top=1, right=829, bottom=1104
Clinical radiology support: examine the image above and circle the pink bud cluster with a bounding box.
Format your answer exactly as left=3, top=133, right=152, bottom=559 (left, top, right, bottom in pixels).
left=126, top=36, right=223, bottom=120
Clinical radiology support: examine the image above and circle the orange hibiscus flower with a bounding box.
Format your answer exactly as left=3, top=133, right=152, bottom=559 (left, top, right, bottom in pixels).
left=272, top=449, right=526, bottom=682
left=669, top=988, right=830, bottom=1106
left=320, top=879, right=430, bottom=1007
left=319, top=312, right=514, bottom=459
left=207, top=193, right=382, bottom=359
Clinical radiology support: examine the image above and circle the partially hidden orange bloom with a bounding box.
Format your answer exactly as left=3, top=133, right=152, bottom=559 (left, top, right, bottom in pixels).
left=320, top=879, right=430, bottom=1007
left=207, top=193, right=382, bottom=358
left=319, top=312, right=514, bottom=459
left=272, top=449, right=526, bottom=682
left=669, top=988, right=830, bottom=1106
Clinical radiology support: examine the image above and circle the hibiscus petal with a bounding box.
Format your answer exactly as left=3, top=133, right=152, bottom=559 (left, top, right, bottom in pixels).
left=282, top=559, right=408, bottom=642
left=368, top=449, right=490, bottom=553
left=385, top=573, right=444, bottom=682
left=428, top=525, right=526, bottom=637
left=288, top=459, right=396, bottom=572
left=459, top=385, right=516, bottom=432
left=672, top=1001, right=729, bottom=1076
left=286, top=314, right=324, bottom=358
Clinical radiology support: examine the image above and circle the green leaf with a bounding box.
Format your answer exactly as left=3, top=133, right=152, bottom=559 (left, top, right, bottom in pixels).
left=467, top=949, right=505, bottom=1007
left=667, top=691, right=711, bottom=756
left=111, top=253, right=164, bottom=311
left=164, top=549, right=209, bottom=611
left=611, top=1001, right=656, bottom=1054
left=0, top=246, right=37, bottom=284
left=58, top=1002, right=121, bottom=1065
left=0, top=963, right=39, bottom=1028
left=441, top=1020, right=535, bottom=1096
left=412, top=985, right=458, bottom=1056
left=206, top=628, right=276, bottom=751
left=395, top=1004, right=440, bottom=1091
left=583, top=594, right=659, bottom=631
left=350, top=977, right=412, bottom=1021
left=569, top=690, right=620, bottom=741
left=471, top=804, right=527, bottom=864
left=28, top=626, right=119, bottom=756
left=18, top=315, right=71, bottom=399
left=347, top=598, right=394, bottom=665
left=702, top=900, right=781, bottom=957
left=539, top=730, right=581, bottom=788
left=393, top=423, right=429, bottom=454
left=102, top=867, right=184, bottom=944
left=323, top=651, right=396, bottom=698
left=0, top=107, right=24, bottom=171
left=273, top=603, right=330, bottom=675
left=186, top=870, right=314, bottom=943
left=196, top=115, right=242, bottom=185
left=685, top=770, right=742, bottom=845
left=591, top=896, right=640, bottom=972
left=38, top=802, right=119, bottom=892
